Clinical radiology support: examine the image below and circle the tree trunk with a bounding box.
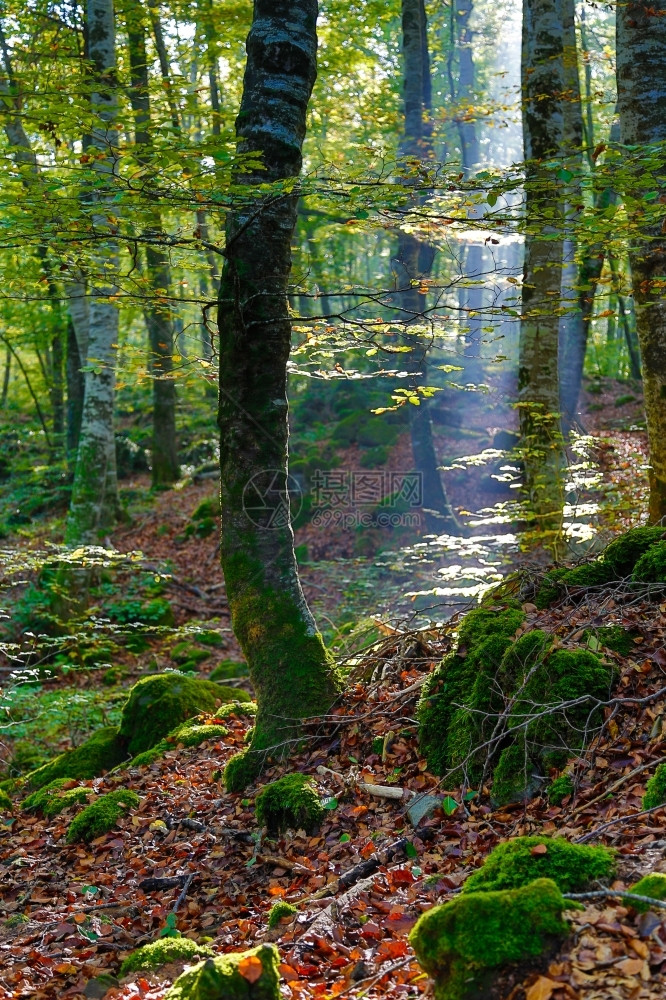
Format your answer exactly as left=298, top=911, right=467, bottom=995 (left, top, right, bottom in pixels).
left=616, top=4, right=666, bottom=521
left=65, top=0, right=119, bottom=544
left=398, top=0, right=460, bottom=535
left=519, top=0, right=566, bottom=542
left=218, top=0, right=341, bottom=792
left=66, top=317, right=85, bottom=461
left=125, top=0, right=179, bottom=487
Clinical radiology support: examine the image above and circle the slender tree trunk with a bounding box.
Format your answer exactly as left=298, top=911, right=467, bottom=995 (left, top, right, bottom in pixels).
left=218, top=0, right=341, bottom=792
left=0, top=345, right=10, bottom=407
left=66, top=318, right=85, bottom=461
left=519, top=0, right=566, bottom=541
left=126, top=0, right=179, bottom=486
left=398, top=0, right=459, bottom=535
left=66, top=0, right=119, bottom=543
left=617, top=4, right=666, bottom=521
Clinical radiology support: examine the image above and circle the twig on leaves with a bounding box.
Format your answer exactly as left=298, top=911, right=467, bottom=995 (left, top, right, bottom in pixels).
left=575, top=803, right=666, bottom=843
left=563, top=889, right=666, bottom=911
left=173, top=874, right=195, bottom=913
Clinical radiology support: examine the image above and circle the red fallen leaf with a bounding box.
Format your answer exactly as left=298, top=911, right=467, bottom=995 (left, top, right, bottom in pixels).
left=653, top=647, right=666, bottom=667
left=379, top=939, right=409, bottom=959
left=279, top=964, right=300, bottom=981
left=530, top=844, right=548, bottom=856
left=360, top=920, right=382, bottom=940
left=391, top=868, right=414, bottom=885
left=238, top=955, right=264, bottom=983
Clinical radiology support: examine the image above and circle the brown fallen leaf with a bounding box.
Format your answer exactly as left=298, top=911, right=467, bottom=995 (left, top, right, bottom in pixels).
left=530, top=844, right=548, bottom=856
left=526, top=976, right=557, bottom=1000
left=238, top=954, right=264, bottom=983
left=616, top=956, right=645, bottom=976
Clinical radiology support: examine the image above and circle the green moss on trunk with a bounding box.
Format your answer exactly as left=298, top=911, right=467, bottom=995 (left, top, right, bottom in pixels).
left=23, top=726, right=127, bottom=791
left=255, top=773, right=323, bottom=834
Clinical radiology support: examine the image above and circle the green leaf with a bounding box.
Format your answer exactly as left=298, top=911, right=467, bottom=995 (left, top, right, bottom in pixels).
left=442, top=795, right=458, bottom=815
left=463, top=790, right=477, bottom=802
left=339, top=832, right=350, bottom=842
left=405, top=841, right=418, bottom=859
left=321, top=797, right=338, bottom=810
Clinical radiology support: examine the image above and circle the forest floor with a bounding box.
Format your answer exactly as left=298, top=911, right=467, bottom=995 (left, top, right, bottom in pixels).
left=0, top=375, right=662, bottom=1000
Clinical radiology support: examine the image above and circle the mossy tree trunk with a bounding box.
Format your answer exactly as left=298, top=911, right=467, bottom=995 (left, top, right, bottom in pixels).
left=65, top=0, right=119, bottom=544
left=125, top=0, right=179, bottom=488
left=617, top=5, right=666, bottom=522
left=398, top=0, right=459, bottom=535
left=518, top=0, right=566, bottom=544
left=218, top=0, right=341, bottom=789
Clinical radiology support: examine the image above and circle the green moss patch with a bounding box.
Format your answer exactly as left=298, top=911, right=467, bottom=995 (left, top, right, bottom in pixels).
left=547, top=775, right=574, bottom=806
left=209, top=660, right=250, bottom=682
left=22, top=778, right=91, bottom=817
left=0, top=788, right=13, bottom=811
left=255, top=773, right=323, bottom=835
left=119, top=937, right=215, bottom=976
left=267, top=901, right=298, bottom=929
left=66, top=789, right=140, bottom=843
left=119, top=673, right=249, bottom=756
left=462, top=837, right=615, bottom=895
left=632, top=541, right=666, bottom=583
left=409, top=878, right=571, bottom=1000
left=23, top=727, right=128, bottom=791
left=583, top=625, right=637, bottom=657
left=629, top=873, right=666, bottom=912
left=164, top=943, right=279, bottom=1000
left=171, top=642, right=212, bottom=671
left=129, top=718, right=228, bottom=767
left=643, top=762, right=666, bottom=810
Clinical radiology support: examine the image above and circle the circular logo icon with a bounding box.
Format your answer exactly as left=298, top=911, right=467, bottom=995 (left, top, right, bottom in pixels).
left=242, top=469, right=303, bottom=529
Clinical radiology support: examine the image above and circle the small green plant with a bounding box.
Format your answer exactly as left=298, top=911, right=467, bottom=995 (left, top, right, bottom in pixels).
left=461, top=837, right=615, bottom=894
left=66, top=789, right=140, bottom=843
left=255, top=773, right=323, bottom=835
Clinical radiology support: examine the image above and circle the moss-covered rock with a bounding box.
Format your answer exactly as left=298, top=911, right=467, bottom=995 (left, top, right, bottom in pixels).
left=409, top=878, right=572, bottom=1000
left=66, top=789, right=140, bottom=843
left=164, top=943, right=280, bottom=1000
left=119, top=673, right=249, bottom=756
left=171, top=643, right=212, bottom=669
left=119, top=937, right=215, bottom=976
left=255, top=773, right=323, bottom=835
left=632, top=540, right=666, bottom=583
left=210, top=660, right=250, bottom=682
left=128, top=718, right=228, bottom=767
left=547, top=775, right=574, bottom=805
left=0, top=788, right=13, bottom=811
left=643, top=762, right=666, bottom=810
left=604, top=526, right=666, bottom=576
left=462, top=837, right=615, bottom=895
left=417, top=603, right=525, bottom=779
left=22, top=778, right=91, bottom=817
left=267, top=901, right=298, bottom=929
left=417, top=601, right=614, bottom=803
left=23, top=727, right=128, bottom=791
left=535, top=562, right=614, bottom=609
left=629, top=873, right=666, bottom=912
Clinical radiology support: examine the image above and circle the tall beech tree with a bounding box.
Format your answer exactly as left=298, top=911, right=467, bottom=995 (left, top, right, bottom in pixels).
left=397, top=0, right=460, bottom=535
left=617, top=4, right=666, bottom=522
left=65, top=0, right=119, bottom=544
left=518, top=0, right=566, bottom=541
left=218, top=0, right=341, bottom=791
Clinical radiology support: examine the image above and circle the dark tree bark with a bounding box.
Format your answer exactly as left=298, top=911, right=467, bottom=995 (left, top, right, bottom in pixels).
left=398, top=0, right=460, bottom=535
left=66, top=318, right=84, bottom=461
left=125, top=0, right=179, bottom=487
left=617, top=4, right=666, bottom=521
left=519, top=0, right=566, bottom=543
left=218, top=0, right=341, bottom=792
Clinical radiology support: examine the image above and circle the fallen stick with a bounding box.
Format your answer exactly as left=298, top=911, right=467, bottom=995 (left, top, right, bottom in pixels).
left=571, top=755, right=666, bottom=816
left=173, top=873, right=195, bottom=913
left=139, top=875, right=189, bottom=892
left=575, top=803, right=666, bottom=843
left=564, top=889, right=666, bottom=911
left=357, top=782, right=405, bottom=801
